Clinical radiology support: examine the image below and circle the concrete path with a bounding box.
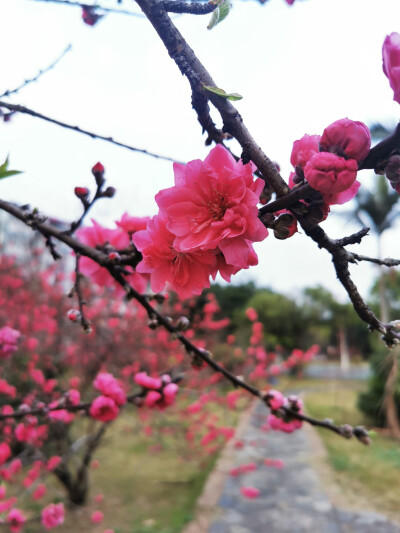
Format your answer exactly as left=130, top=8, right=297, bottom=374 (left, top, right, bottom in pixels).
left=205, top=402, right=400, bottom=533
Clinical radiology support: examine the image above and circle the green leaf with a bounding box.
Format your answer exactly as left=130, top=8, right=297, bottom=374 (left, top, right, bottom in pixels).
left=207, top=0, right=231, bottom=30
left=0, top=155, right=22, bottom=180
left=203, top=85, right=243, bottom=101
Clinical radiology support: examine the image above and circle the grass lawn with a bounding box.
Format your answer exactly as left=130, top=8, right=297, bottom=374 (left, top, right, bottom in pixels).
left=300, top=378, right=400, bottom=522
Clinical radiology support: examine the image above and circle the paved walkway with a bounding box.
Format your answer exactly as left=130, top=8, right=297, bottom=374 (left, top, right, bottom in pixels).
left=205, top=402, right=400, bottom=533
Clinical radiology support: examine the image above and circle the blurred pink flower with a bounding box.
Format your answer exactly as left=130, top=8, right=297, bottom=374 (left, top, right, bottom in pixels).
left=383, top=32, right=400, bottom=104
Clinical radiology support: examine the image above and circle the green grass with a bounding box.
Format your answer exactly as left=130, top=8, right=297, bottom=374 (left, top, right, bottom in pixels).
left=44, top=399, right=243, bottom=533
left=303, top=380, right=400, bottom=521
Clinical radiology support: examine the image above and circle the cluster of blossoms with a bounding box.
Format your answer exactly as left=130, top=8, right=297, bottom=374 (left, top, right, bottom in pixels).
left=265, top=390, right=303, bottom=433
left=290, top=118, right=371, bottom=219
left=90, top=372, right=127, bottom=422
left=134, top=372, right=179, bottom=410
left=0, top=327, right=20, bottom=360
left=133, top=145, right=268, bottom=299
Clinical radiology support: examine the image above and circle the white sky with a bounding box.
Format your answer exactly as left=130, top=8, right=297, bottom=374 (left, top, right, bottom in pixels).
left=1, top=0, right=400, bottom=301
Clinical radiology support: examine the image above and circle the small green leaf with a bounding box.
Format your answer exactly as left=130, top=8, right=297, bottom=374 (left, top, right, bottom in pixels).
left=207, top=0, right=231, bottom=30
left=203, top=85, right=243, bottom=101
left=0, top=155, right=22, bottom=180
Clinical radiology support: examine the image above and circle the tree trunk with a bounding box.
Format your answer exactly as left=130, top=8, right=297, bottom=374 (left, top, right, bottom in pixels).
left=384, top=349, right=400, bottom=440
left=339, top=325, right=350, bottom=373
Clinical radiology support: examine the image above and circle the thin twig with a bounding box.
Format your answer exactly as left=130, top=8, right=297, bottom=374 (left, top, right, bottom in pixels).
left=0, top=45, right=72, bottom=99
left=350, top=253, right=400, bottom=268
left=28, top=0, right=146, bottom=17
left=0, top=100, right=183, bottom=164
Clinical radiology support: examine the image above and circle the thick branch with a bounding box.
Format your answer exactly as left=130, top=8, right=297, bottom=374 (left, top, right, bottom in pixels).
left=163, top=0, right=217, bottom=14
left=135, top=0, right=289, bottom=195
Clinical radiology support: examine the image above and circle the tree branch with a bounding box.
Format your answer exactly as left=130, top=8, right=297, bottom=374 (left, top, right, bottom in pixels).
left=0, top=45, right=72, bottom=99
left=28, top=0, right=146, bottom=17
left=0, top=100, right=183, bottom=164
left=134, top=0, right=289, bottom=194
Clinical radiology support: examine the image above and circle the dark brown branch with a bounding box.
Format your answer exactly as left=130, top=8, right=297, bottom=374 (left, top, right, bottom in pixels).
left=135, top=0, right=289, bottom=195
left=0, top=45, right=72, bottom=99
left=74, top=254, right=92, bottom=333
left=359, top=123, right=400, bottom=171
left=0, top=101, right=183, bottom=164
left=258, top=183, right=315, bottom=216
left=163, top=0, right=217, bottom=14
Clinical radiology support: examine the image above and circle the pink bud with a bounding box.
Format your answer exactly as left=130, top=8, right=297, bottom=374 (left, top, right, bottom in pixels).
left=304, top=152, right=358, bottom=194
left=320, top=118, right=371, bottom=162
left=67, top=309, right=80, bottom=322
left=74, top=187, right=89, bottom=199
left=382, top=32, right=400, bottom=104
left=290, top=134, right=320, bottom=169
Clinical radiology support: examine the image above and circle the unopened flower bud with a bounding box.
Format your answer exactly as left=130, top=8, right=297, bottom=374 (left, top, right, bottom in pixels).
left=353, top=426, right=371, bottom=445
left=153, top=293, right=167, bottom=304
left=74, top=186, right=90, bottom=199
left=67, top=309, right=81, bottom=322
left=339, top=424, right=353, bottom=439
left=273, top=213, right=298, bottom=240
left=176, top=316, right=190, bottom=331
left=102, top=186, right=116, bottom=198
left=108, top=251, right=121, bottom=262
left=92, top=162, right=105, bottom=186
left=147, top=318, right=159, bottom=330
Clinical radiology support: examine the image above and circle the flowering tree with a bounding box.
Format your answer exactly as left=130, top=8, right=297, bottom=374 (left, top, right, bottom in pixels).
left=0, top=0, right=400, bottom=529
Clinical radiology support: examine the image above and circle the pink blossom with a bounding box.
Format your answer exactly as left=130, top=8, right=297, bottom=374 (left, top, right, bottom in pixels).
left=41, top=503, right=65, bottom=529
left=0, top=443, right=11, bottom=466
left=90, top=396, right=119, bottom=422
left=93, top=373, right=126, bottom=406
left=324, top=179, right=361, bottom=206
left=240, top=486, right=260, bottom=499
left=268, top=414, right=302, bottom=433
left=304, top=152, right=358, bottom=194
left=245, top=308, right=258, bottom=321
left=155, top=144, right=268, bottom=269
left=66, top=389, right=81, bottom=406
left=267, top=390, right=285, bottom=411
left=290, top=134, right=320, bottom=169
left=116, top=213, right=150, bottom=234
left=133, top=214, right=216, bottom=299
left=0, top=327, right=20, bottom=359
left=162, top=383, right=179, bottom=406
left=134, top=372, right=162, bottom=390
left=319, top=118, right=371, bottom=162
left=382, top=32, right=400, bottom=104
left=32, top=484, right=47, bottom=500
left=77, top=220, right=148, bottom=293
left=7, top=509, right=26, bottom=533
left=91, top=511, right=104, bottom=524
left=144, top=391, right=162, bottom=408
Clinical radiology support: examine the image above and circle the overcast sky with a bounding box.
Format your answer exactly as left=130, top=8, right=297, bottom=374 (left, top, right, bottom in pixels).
left=1, top=0, right=400, bottom=301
